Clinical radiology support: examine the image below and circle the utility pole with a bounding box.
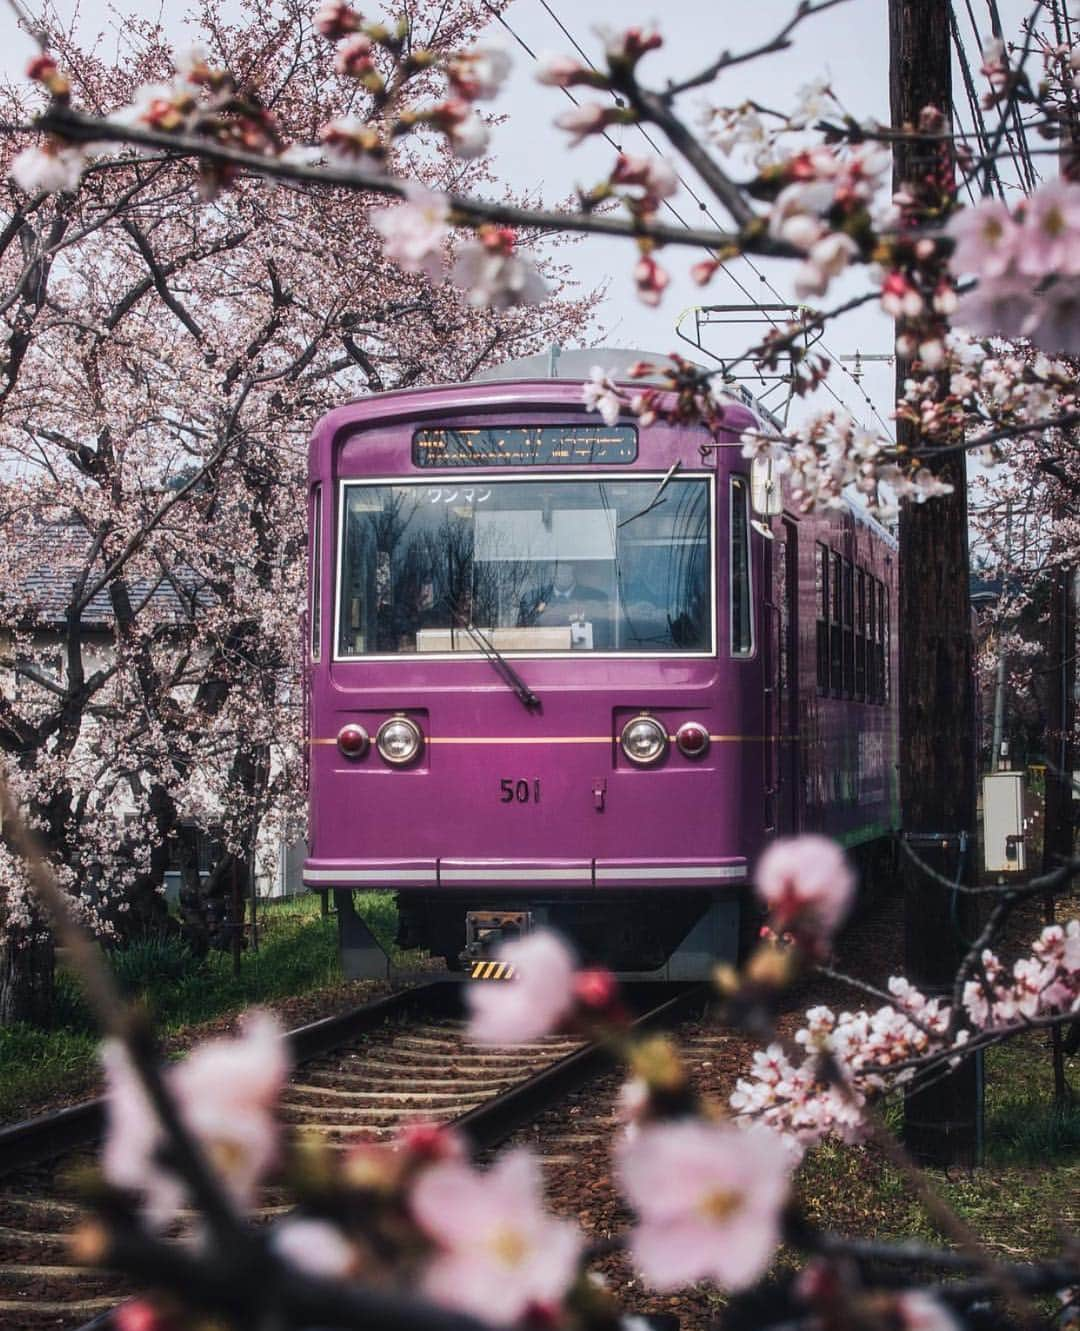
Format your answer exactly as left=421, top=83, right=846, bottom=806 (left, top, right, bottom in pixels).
left=889, top=0, right=981, bottom=1165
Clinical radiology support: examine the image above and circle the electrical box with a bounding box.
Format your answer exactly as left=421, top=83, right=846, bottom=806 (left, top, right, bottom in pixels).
left=982, top=772, right=1026, bottom=873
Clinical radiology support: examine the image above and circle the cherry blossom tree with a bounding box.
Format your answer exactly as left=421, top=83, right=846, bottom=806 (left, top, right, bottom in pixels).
left=0, top=0, right=597, bottom=1023
left=3, top=0, right=1080, bottom=1325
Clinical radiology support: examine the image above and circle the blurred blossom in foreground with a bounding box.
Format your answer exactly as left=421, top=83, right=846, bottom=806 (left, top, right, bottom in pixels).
left=616, top=1119, right=791, bottom=1290
left=102, top=1011, right=288, bottom=1227
left=371, top=184, right=451, bottom=281
left=466, top=930, right=577, bottom=1044
left=754, top=834, right=855, bottom=948
left=410, top=1147, right=582, bottom=1324
left=271, top=1217, right=363, bottom=1278
left=452, top=226, right=548, bottom=308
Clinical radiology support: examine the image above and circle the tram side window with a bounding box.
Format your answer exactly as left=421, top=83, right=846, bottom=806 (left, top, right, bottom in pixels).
left=816, top=543, right=829, bottom=691
left=867, top=576, right=878, bottom=703
left=730, top=476, right=753, bottom=657
left=855, top=568, right=866, bottom=701
left=830, top=551, right=843, bottom=692
left=310, top=487, right=322, bottom=660
left=842, top=558, right=855, bottom=697
left=883, top=583, right=891, bottom=701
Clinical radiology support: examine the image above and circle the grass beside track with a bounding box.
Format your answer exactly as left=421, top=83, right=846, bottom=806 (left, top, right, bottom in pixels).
left=795, top=1029, right=1080, bottom=1269
left=0, top=892, right=422, bottom=1124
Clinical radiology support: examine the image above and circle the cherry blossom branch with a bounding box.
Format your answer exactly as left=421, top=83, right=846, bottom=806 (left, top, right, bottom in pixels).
left=843, top=1100, right=1039, bottom=1321
left=94, top=1219, right=496, bottom=1331
left=661, top=0, right=853, bottom=99
left=34, top=104, right=780, bottom=253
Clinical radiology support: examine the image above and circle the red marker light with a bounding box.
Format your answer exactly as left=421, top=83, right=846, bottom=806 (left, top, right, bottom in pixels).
left=337, top=723, right=370, bottom=759
left=675, top=721, right=710, bottom=758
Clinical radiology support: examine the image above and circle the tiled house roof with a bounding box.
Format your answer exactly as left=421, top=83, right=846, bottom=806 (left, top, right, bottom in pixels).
left=2, top=518, right=204, bottom=629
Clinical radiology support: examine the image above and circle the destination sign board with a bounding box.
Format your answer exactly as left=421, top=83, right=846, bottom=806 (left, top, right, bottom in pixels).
left=412, top=425, right=638, bottom=468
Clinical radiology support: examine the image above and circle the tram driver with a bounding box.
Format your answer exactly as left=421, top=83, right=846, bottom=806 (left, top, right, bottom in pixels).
left=522, top=562, right=612, bottom=649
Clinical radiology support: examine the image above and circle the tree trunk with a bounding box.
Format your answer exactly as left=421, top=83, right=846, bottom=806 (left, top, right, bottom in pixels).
left=0, top=919, right=55, bottom=1026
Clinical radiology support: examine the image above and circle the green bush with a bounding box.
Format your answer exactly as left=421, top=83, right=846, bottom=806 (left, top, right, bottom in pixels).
left=109, top=934, right=195, bottom=998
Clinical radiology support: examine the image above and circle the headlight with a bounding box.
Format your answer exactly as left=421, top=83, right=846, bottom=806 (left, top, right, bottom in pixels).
left=376, top=715, right=424, bottom=766
left=620, top=715, right=668, bottom=765
left=675, top=721, right=710, bottom=758
left=337, top=723, right=370, bottom=759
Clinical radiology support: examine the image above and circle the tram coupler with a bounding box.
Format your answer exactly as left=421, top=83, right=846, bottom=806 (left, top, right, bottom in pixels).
left=461, top=909, right=533, bottom=970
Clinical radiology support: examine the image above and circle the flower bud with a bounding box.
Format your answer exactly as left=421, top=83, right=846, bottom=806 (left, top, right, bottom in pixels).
left=629, top=1034, right=686, bottom=1093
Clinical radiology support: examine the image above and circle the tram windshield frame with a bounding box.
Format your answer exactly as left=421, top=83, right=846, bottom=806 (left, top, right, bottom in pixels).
left=333, top=472, right=717, bottom=660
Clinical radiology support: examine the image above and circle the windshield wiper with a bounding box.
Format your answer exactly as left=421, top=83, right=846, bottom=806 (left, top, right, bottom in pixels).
left=617, top=460, right=682, bottom=530
left=453, top=612, right=541, bottom=711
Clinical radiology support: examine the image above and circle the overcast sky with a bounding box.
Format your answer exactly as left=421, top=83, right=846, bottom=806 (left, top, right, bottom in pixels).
left=0, top=0, right=1044, bottom=437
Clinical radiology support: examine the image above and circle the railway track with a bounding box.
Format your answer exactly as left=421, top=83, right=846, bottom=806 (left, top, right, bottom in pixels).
left=0, top=979, right=705, bottom=1331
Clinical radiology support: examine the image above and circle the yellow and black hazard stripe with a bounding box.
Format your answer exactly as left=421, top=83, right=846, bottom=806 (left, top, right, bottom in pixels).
left=469, top=960, right=516, bottom=980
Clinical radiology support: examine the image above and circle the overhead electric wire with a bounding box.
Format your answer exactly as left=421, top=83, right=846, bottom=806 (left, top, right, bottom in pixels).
left=490, top=0, right=893, bottom=436
left=531, top=0, right=892, bottom=431
left=983, top=0, right=1040, bottom=190
left=950, top=0, right=1007, bottom=199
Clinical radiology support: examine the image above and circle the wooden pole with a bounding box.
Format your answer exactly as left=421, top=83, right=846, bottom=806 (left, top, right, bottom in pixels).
left=889, top=0, right=982, bottom=1165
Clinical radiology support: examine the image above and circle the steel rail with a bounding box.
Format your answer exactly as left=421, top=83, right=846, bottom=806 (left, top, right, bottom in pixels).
left=0, top=978, right=452, bottom=1176
left=457, top=981, right=708, bottom=1150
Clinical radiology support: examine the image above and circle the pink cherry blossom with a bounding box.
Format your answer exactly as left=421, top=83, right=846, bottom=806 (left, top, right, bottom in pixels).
left=946, top=200, right=1019, bottom=279
left=794, top=232, right=858, bottom=300
left=411, top=1148, right=582, bottom=1325
left=319, top=116, right=384, bottom=171
left=611, top=153, right=679, bottom=204
left=896, top=1291, right=961, bottom=1331
left=466, top=929, right=577, bottom=1044
left=452, top=229, right=548, bottom=309
left=102, top=1011, right=289, bottom=1227
left=1017, top=180, right=1080, bottom=277
left=371, top=185, right=451, bottom=281
left=446, top=47, right=512, bottom=101
left=754, top=834, right=855, bottom=945
left=10, top=143, right=88, bottom=195
left=601, top=26, right=663, bottom=63
left=634, top=254, right=669, bottom=306
left=535, top=53, right=596, bottom=87
left=952, top=276, right=1037, bottom=342
left=314, top=1, right=362, bottom=38
left=555, top=103, right=619, bottom=145
left=582, top=366, right=623, bottom=426
left=271, top=1218, right=361, bottom=1277
left=334, top=34, right=376, bottom=76
left=616, top=1119, right=791, bottom=1290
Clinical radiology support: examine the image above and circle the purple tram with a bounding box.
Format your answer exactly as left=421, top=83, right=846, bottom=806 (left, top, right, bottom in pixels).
left=304, top=349, right=899, bottom=979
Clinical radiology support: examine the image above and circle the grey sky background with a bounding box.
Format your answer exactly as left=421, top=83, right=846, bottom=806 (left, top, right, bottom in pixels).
left=0, top=0, right=1042, bottom=436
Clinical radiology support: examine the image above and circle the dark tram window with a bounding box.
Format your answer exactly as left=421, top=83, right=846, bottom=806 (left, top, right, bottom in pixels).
left=867, top=577, right=878, bottom=703
left=855, top=568, right=866, bottom=701
left=310, top=486, right=322, bottom=660
left=842, top=558, right=855, bottom=697
left=730, top=476, right=753, bottom=657
left=830, top=551, right=843, bottom=693
left=816, top=543, right=829, bottom=691
left=883, top=583, right=891, bottom=701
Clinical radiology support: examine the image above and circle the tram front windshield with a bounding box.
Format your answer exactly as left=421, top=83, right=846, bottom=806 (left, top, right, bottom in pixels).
left=336, top=476, right=713, bottom=656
